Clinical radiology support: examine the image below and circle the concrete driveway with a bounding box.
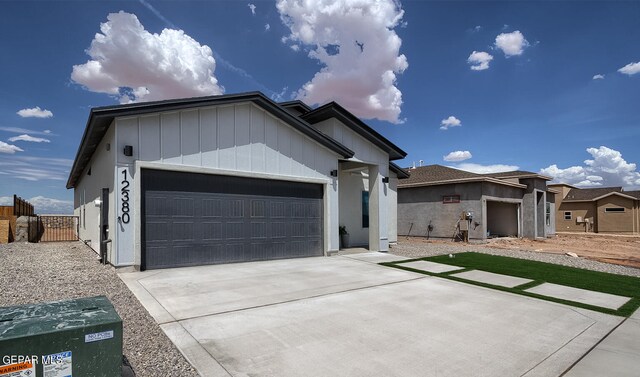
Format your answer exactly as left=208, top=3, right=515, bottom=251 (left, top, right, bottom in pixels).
left=120, top=253, right=623, bottom=377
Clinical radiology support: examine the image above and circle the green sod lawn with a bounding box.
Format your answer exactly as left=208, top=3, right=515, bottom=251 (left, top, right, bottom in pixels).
left=383, top=252, right=640, bottom=317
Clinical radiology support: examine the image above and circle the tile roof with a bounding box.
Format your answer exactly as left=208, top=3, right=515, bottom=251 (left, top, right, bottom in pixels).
left=398, top=165, right=481, bottom=186
left=564, top=187, right=623, bottom=201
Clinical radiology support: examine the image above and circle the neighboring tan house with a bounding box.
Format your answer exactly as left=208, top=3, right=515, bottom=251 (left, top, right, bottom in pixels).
left=66, top=92, right=408, bottom=270
left=549, top=184, right=640, bottom=234
left=397, top=165, right=556, bottom=240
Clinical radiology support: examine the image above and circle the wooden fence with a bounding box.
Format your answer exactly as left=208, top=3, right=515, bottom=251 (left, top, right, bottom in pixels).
left=13, top=195, right=34, bottom=216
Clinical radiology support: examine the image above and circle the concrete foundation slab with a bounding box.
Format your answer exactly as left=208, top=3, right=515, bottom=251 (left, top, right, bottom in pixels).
left=341, top=252, right=410, bottom=264
left=450, top=270, right=532, bottom=288
left=399, top=260, right=465, bottom=274
left=525, top=283, right=631, bottom=310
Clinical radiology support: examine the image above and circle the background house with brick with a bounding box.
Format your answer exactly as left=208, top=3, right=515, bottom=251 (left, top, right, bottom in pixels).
left=549, top=184, right=640, bottom=234
left=397, top=165, right=556, bottom=240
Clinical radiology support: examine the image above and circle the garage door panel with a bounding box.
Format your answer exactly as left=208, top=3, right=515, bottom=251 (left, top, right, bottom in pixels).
left=142, top=169, right=323, bottom=269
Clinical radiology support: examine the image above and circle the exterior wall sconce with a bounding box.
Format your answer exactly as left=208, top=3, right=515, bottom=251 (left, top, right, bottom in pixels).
left=330, top=169, right=338, bottom=177
left=382, top=177, right=389, bottom=183
left=123, top=145, right=133, bottom=156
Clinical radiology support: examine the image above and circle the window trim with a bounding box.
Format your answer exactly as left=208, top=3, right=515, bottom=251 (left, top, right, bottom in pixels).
left=564, top=211, right=572, bottom=220
left=443, top=195, right=460, bottom=204
left=604, top=207, right=625, bottom=213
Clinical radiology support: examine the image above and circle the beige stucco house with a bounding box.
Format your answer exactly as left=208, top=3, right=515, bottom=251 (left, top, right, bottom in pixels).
left=549, top=184, right=640, bottom=234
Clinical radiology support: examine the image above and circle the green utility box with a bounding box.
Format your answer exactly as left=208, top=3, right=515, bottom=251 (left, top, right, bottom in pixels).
left=0, top=296, right=122, bottom=377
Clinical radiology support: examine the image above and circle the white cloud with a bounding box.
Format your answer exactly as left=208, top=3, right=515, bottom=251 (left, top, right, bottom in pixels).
left=0, top=196, right=72, bottom=214
left=467, top=51, right=493, bottom=71
left=443, top=150, right=472, bottom=162
left=71, top=11, right=223, bottom=103
left=0, top=127, right=54, bottom=136
left=440, top=115, right=461, bottom=130
left=28, top=196, right=74, bottom=214
left=8, top=134, right=50, bottom=143
left=592, top=74, right=605, bottom=80
left=454, top=163, right=519, bottom=174
left=17, top=107, right=53, bottom=118
left=248, top=3, right=256, bottom=15
left=0, top=155, right=71, bottom=181
left=0, top=141, right=23, bottom=154
left=277, top=0, right=408, bottom=124
left=265, top=23, right=271, bottom=31
left=618, top=61, right=640, bottom=76
left=472, top=25, right=482, bottom=32
left=290, top=44, right=300, bottom=52
left=541, top=146, right=640, bottom=188
left=494, top=30, right=529, bottom=57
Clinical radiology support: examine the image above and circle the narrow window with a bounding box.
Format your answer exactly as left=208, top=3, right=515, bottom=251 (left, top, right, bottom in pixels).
left=546, top=203, right=551, bottom=226
left=564, top=211, right=572, bottom=220
left=443, top=195, right=460, bottom=204
left=605, top=207, right=625, bottom=213
left=362, top=191, right=369, bottom=228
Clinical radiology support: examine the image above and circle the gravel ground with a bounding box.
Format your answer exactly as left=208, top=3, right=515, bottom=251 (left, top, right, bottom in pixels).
left=390, top=237, right=640, bottom=278
left=0, top=241, right=198, bottom=377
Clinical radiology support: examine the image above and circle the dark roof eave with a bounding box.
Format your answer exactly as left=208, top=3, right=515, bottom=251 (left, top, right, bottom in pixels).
left=301, top=102, right=407, bottom=161
left=390, top=162, right=410, bottom=179
left=66, top=92, right=354, bottom=189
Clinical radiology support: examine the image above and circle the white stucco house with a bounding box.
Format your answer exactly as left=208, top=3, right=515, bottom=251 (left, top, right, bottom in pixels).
left=66, top=92, right=408, bottom=270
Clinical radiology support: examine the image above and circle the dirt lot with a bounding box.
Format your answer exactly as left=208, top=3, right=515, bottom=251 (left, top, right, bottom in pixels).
left=399, top=233, right=640, bottom=269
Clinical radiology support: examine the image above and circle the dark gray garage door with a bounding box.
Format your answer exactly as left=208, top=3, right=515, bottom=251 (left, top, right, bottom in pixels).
left=142, top=169, right=323, bottom=270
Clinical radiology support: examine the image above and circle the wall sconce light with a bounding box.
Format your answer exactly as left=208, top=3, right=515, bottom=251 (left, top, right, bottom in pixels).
left=123, top=145, right=133, bottom=156
left=330, top=169, right=338, bottom=177
left=382, top=177, right=389, bottom=183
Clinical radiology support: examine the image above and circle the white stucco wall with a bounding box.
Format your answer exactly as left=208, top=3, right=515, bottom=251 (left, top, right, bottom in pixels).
left=74, top=122, right=116, bottom=258
left=388, top=172, right=398, bottom=243
left=110, top=102, right=342, bottom=266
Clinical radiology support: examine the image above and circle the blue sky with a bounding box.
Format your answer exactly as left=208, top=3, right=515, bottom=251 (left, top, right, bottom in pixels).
left=0, top=0, right=639, bottom=213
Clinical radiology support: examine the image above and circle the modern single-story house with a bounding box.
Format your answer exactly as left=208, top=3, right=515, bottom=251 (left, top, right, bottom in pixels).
left=397, top=165, right=556, bottom=240
left=549, top=184, right=640, bottom=234
left=66, top=92, right=408, bottom=270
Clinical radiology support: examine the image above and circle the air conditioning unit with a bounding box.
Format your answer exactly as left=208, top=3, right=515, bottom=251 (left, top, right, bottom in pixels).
left=576, top=216, right=583, bottom=223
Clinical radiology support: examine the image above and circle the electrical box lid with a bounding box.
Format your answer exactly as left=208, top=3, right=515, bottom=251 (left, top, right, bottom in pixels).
left=0, top=296, right=121, bottom=341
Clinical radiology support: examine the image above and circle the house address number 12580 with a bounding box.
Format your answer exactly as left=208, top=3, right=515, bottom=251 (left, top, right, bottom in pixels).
left=121, top=169, right=130, bottom=224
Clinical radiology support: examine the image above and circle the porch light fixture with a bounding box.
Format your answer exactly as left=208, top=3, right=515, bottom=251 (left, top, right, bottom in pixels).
left=123, top=145, right=133, bottom=156
left=330, top=169, right=338, bottom=177
left=382, top=177, right=389, bottom=183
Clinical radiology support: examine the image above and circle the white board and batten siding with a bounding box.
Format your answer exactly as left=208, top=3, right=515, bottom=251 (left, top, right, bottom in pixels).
left=113, top=102, right=341, bottom=266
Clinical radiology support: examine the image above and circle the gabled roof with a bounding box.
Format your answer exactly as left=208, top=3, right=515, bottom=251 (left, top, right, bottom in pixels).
left=66, top=92, right=355, bottom=189
left=390, top=162, right=410, bottom=179
left=485, top=171, right=552, bottom=181
left=563, top=187, right=629, bottom=201
left=300, top=102, right=407, bottom=161
left=398, top=165, right=526, bottom=189
left=626, top=190, right=640, bottom=200
left=278, top=100, right=312, bottom=115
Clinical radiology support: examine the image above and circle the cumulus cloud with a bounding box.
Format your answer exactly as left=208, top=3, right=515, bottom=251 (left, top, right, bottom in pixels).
left=17, top=107, right=53, bottom=118
left=248, top=3, right=256, bottom=15
left=277, top=0, right=408, bottom=124
left=592, top=74, right=605, bottom=80
left=467, top=51, right=493, bottom=71
left=8, top=134, right=50, bottom=143
left=265, top=23, right=271, bottom=31
left=618, top=61, right=640, bottom=76
left=71, top=11, right=223, bottom=103
left=440, top=116, right=461, bottom=130
left=454, top=163, right=519, bottom=174
left=541, top=146, right=640, bottom=188
left=494, top=30, right=529, bottom=57
left=0, top=141, right=23, bottom=154
left=28, top=196, right=74, bottom=214
left=443, top=150, right=472, bottom=162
